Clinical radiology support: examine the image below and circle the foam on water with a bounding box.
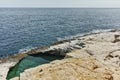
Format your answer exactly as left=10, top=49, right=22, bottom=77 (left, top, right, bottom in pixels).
left=91, top=29, right=114, bottom=33
left=57, top=29, right=114, bottom=41
left=17, top=29, right=112, bottom=55
left=18, top=46, right=36, bottom=54
left=15, top=29, right=113, bottom=55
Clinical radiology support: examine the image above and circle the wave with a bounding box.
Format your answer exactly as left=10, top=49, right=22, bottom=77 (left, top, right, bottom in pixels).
left=18, top=46, right=37, bottom=54
left=57, top=29, right=114, bottom=41
left=91, top=29, right=114, bottom=33
left=0, top=29, right=115, bottom=59
left=18, top=29, right=114, bottom=54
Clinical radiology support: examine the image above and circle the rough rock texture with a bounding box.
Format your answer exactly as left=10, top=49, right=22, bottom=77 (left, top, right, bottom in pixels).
left=0, top=54, right=27, bottom=80
left=0, top=62, right=17, bottom=80
left=79, top=30, right=120, bottom=67
left=11, top=58, right=113, bottom=80
left=26, top=39, right=85, bottom=56
left=6, top=30, right=120, bottom=80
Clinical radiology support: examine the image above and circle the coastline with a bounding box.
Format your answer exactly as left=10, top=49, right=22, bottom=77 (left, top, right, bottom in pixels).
left=0, top=29, right=116, bottom=60
left=0, top=29, right=120, bottom=80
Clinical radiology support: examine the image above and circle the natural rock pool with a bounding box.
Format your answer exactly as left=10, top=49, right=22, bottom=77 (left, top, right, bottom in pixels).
left=6, top=54, right=63, bottom=80
left=6, top=37, right=85, bottom=80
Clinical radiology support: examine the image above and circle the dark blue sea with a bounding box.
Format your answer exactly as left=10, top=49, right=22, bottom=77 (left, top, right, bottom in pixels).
left=0, top=8, right=120, bottom=58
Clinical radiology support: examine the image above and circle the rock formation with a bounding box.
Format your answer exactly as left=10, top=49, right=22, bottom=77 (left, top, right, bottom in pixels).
left=11, top=58, right=114, bottom=80
left=1, top=30, right=120, bottom=80
left=0, top=54, right=27, bottom=80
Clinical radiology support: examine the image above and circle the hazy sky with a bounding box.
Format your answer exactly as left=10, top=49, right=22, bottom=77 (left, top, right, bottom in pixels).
left=0, top=0, right=120, bottom=8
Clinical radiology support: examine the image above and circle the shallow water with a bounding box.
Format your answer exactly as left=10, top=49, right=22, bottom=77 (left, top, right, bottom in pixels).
left=0, top=8, right=120, bottom=58
left=6, top=54, right=63, bottom=80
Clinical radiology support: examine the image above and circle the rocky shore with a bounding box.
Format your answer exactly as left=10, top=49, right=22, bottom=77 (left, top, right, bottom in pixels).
left=0, top=53, right=28, bottom=80
left=0, top=29, right=120, bottom=80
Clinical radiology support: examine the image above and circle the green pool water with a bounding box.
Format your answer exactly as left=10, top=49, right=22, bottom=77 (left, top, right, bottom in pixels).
left=6, top=54, right=63, bottom=80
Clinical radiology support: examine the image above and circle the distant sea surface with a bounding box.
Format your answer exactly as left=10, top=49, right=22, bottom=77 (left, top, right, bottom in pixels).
left=0, top=8, right=120, bottom=58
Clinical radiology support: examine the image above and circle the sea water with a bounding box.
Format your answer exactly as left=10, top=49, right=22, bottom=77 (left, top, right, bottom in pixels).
left=0, top=8, right=120, bottom=58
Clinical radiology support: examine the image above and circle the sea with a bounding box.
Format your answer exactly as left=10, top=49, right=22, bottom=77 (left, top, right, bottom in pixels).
left=0, top=8, right=120, bottom=58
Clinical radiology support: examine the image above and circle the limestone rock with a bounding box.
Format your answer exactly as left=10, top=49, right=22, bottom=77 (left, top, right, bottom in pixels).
left=6, top=30, right=120, bottom=80
left=11, top=58, right=113, bottom=80
left=0, top=62, right=18, bottom=80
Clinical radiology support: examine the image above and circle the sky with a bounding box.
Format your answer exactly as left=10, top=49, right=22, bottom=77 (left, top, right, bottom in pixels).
left=0, top=0, right=120, bottom=8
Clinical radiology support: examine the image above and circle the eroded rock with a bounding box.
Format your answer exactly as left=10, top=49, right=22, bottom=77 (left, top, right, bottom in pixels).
left=3, top=30, right=120, bottom=80
left=11, top=58, right=114, bottom=80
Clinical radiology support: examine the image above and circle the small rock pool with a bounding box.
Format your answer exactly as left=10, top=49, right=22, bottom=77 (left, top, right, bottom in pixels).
left=6, top=53, right=63, bottom=80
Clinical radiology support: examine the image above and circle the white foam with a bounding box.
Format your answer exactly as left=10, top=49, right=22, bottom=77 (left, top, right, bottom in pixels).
left=18, top=46, right=36, bottom=54
left=91, top=29, right=113, bottom=33
left=57, top=29, right=114, bottom=41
